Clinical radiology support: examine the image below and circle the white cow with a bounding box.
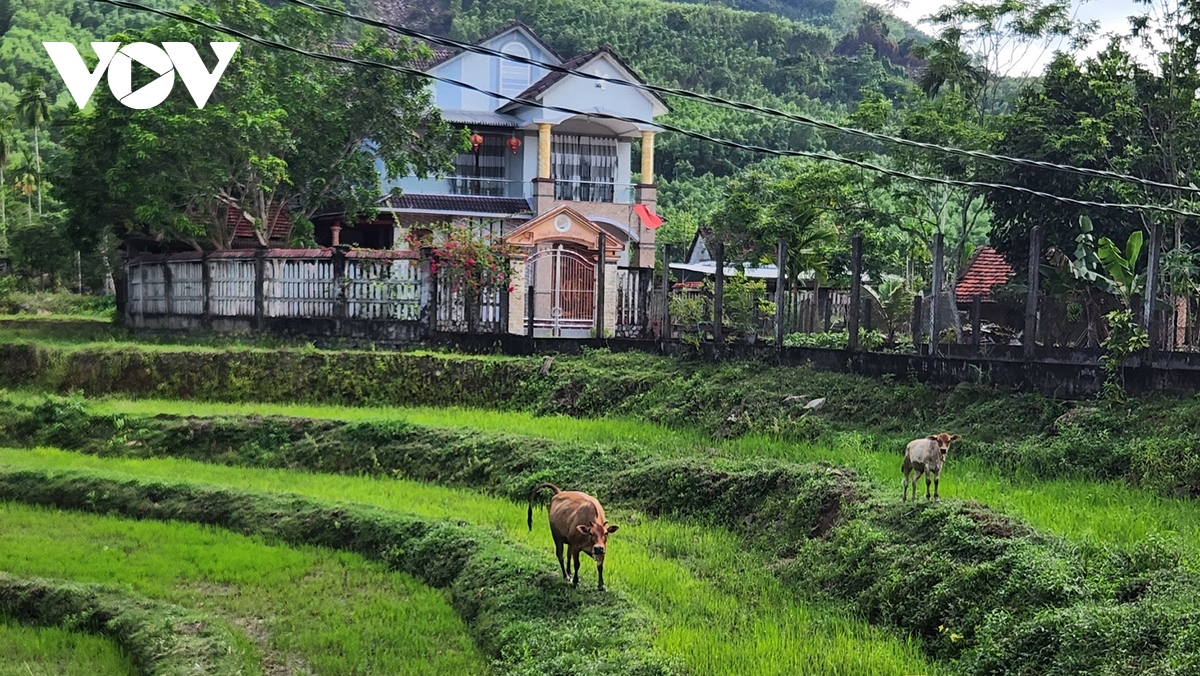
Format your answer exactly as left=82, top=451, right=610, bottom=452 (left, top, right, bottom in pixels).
left=903, top=432, right=961, bottom=501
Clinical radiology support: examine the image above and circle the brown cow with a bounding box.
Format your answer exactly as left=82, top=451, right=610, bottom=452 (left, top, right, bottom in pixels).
left=527, top=483, right=619, bottom=591
left=903, top=432, right=961, bottom=501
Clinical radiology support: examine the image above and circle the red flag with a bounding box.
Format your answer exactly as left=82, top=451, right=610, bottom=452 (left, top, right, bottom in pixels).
left=634, top=204, right=663, bottom=229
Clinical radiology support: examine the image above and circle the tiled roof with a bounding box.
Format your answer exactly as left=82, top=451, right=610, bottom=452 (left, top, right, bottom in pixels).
left=955, top=246, right=1015, bottom=303
left=439, top=109, right=522, bottom=127
left=378, top=193, right=532, bottom=216
left=414, top=49, right=456, bottom=70
left=328, top=41, right=455, bottom=70
left=231, top=204, right=292, bottom=240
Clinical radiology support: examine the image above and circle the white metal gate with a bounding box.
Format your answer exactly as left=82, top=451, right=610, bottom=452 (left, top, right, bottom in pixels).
left=527, top=245, right=596, bottom=337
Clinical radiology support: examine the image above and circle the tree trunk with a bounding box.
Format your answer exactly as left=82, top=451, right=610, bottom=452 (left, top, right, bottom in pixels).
left=33, top=126, right=41, bottom=215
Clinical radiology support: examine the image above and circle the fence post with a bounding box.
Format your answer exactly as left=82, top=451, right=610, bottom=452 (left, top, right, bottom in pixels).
left=254, top=249, right=266, bottom=331
left=527, top=284, right=535, bottom=338
left=332, top=247, right=348, bottom=326
left=912, top=294, right=923, bottom=354
left=500, top=285, right=510, bottom=335
left=1145, top=221, right=1163, bottom=356
left=1025, top=226, right=1042, bottom=360
left=161, top=261, right=173, bottom=318
left=848, top=234, right=862, bottom=351
left=713, top=240, right=725, bottom=347
left=596, top=232, right=607, bottom=340
left=972, top=296, right=982, bottom=352
left=201, top=252, right=212, bottom=328
left=930, top=233, right=944, bottom=356
left=426, top=250, right=438, bottom=336
left=661, top=244, right=671, bottom=341
left=775, top=239, right=786, bottom=348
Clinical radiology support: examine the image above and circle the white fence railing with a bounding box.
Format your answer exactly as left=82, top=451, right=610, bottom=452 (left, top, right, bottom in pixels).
left=126, top=251, right=424, bottom=322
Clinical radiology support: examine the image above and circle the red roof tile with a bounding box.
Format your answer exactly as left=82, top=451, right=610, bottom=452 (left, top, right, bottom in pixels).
left=956, top=246, right=1014, bottom=304
left=230, top=204, right=292, bottom=241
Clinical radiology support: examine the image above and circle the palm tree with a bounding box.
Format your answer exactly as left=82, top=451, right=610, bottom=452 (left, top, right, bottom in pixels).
left=912, top=28, right=986, bottom=100
left=16, top=75, right=50, bottom=215
left=13, top=170, right=35, bottom=226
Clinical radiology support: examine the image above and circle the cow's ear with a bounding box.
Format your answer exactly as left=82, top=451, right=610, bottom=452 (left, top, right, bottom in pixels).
left=927, top=435, right=939, bottom=441
left=950, top=434, right=962, bottom=442
left=576, top=524, right=591, bottom=535
left=606, top=525, right=619, bottom=534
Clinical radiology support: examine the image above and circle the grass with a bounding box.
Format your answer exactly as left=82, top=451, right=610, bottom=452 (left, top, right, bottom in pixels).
left=0, top=490, right=486, bottom=676
left=0, top=619, right=135, bottom=676
left=0, top=446, right=938, bottom=676
left=77, top=396, right=1200, bottom=551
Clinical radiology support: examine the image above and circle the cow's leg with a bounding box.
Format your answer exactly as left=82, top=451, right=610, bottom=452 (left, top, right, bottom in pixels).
left=902, top=470, right=911, bottom=502
left=597, top=562, right=606, bottom=592
left=554, top=537, right=567, bottom=579
left=925, top=472, right=932, bottom=499
left=933, top=468, right=941, bottom=500
left=571, top=548, right=582, bottom=588
left=902, top=458, right=911, bottom=502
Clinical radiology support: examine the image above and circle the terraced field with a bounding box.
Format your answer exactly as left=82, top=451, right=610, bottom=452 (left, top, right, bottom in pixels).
left=5, top=340, right=1200, bottom=675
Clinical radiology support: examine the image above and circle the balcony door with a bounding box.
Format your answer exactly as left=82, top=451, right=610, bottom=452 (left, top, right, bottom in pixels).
left=551, top=134, right=617, bottom=202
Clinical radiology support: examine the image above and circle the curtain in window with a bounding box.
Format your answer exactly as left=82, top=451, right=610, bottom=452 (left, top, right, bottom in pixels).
left=451, top=134, right=508, bottom=196
left=552, top=134, right=617, bottom=201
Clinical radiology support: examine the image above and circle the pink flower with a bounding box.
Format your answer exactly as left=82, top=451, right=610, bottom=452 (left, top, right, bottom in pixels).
left=507, top=285, right=515, bottom=293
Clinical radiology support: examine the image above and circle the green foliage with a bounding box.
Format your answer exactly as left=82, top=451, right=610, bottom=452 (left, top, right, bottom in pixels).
left=54, top=0, right=462, bottom=250
left=407, top=223, right=519, bottom=294
left=1100, top=309, right=1149, bottom=401
left=783, top=329, right=884, bottom=350
left=0, top=572, right=244, bottom=676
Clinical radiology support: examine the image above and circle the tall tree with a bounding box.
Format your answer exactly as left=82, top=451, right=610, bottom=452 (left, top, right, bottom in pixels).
left=56, top=0, right=462, bottom=251
left=16, top=75, right=48, bottom=215
left=0, top=116, right=10, bottom=252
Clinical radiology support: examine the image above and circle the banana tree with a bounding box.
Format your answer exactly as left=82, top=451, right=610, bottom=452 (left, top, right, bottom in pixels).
left=864, top=277, right=913, bottom=347
left=1095, top=230, right=1145, bottom=310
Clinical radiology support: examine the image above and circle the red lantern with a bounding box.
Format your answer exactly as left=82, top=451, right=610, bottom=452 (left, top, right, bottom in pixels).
left=469, top=133, right=484, bottom=152
left=507, top=136, right=522, bottom=154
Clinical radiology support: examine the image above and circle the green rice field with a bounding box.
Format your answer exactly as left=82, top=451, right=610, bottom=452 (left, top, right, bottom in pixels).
left=0, top=619, right=135, bottom=676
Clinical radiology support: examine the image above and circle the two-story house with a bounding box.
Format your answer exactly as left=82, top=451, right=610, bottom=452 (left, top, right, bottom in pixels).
left=316, top=23, right=668, bottom=338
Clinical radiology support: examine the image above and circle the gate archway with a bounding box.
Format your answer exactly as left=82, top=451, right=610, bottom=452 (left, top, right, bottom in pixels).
left=526, top=244, right=596, bottom=337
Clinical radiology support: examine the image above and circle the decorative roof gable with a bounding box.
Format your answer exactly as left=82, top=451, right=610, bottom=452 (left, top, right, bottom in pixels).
left=506, top=206, right=625, bottom=260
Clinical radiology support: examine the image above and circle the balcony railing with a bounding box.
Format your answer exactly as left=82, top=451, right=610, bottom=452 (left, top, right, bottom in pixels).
left=448, top=176, right=522, bottom=197
left=554, top=180, right=636, bottom=204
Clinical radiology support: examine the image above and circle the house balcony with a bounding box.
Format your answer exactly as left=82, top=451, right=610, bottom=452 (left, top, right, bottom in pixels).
left=392, top=175, right=637, bottom=205
left=553, top=180, right=636, bottom=204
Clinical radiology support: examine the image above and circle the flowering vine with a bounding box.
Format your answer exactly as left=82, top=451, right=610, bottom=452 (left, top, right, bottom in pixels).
left=405, top=224, right=519, bottom=294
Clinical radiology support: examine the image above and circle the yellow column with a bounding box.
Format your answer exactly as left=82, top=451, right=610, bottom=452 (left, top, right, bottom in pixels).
left=640, top=131, right=656, bottom=185
left=537, top=123, right=552, bottom=179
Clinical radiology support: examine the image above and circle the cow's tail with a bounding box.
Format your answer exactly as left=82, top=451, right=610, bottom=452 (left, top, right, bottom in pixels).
left=527, top=482, right=562, bottom=531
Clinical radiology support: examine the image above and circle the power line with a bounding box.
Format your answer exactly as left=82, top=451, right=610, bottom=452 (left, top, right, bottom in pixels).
left=282, top=0, right=1200, bottom=197
left=88, top=0, right=1200, bottom=221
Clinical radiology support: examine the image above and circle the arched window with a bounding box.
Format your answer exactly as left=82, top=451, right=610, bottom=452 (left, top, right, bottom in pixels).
left=499, top=42, right=532, bottom=96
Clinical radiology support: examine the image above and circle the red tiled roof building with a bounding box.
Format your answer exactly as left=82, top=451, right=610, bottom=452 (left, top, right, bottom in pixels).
left=955, top=247, right=1015, bottom=304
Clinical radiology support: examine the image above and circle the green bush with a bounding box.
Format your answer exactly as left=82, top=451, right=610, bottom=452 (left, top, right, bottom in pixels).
left=0, top=572, right=247, bottom=675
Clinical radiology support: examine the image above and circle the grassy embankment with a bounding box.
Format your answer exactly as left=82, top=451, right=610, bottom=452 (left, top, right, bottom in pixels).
left=68, top=395, right=1200, bottom=550
left=0, top=446, right=935, bottom=676
left=0, top=498, right=487, bottom=676
left=0, top=620, right=135, bottom=676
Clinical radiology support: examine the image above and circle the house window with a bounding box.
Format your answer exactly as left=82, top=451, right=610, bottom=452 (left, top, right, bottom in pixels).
left=499, top=42, right=532, bottom=96
left=552, top=134, right=618, bottom=202
left=451, top=133, right=508, bottom=196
